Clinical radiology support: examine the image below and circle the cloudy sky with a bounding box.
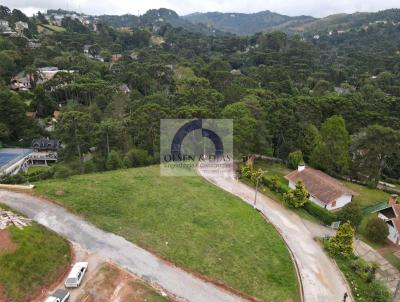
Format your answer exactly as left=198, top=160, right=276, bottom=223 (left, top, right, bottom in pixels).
left=3, top=0, right=400, bottom=17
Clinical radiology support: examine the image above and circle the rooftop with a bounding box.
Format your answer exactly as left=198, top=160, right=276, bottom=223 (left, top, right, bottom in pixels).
left=285, top=166, right=358, bottom=204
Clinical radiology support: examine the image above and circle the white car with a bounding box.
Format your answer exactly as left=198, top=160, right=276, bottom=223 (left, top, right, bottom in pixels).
left=64, top=262, right=88, bottom=288
left=44, top=289, right=70, bottom=302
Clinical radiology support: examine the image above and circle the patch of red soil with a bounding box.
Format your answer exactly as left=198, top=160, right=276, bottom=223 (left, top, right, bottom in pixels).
left=0, top=229, right=17, bottom=255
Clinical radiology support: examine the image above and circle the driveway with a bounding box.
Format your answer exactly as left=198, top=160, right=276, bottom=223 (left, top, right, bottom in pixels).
left=199, top=167, right=351, bottom=302
left=0, top=190, right=246, bottom=302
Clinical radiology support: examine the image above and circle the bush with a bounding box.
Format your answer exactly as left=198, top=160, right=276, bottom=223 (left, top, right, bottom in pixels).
left=24, top=167, right=53, bottom=182
left=326, top=221, right=354, bottom=257
left=337, top=202, right=363, bottom=229
left=83, top=160, right=96, bottom=173
left=287, top=150, right=304, bottom=169
left=364, top=217, right=389, bottom=244
left=304, top=202, right=337, bottom=225
left=369, top=280, right=391, bottom=302
left=283, top=181, right=308, bottom=208
left=53, top=164, right=74, bottom=179
left=106, top=150, right=124, bottom=170
left=124, top=148, right=152, bottom=168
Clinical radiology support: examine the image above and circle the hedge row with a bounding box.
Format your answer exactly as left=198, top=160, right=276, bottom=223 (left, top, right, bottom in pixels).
left=303, top=202, right=337, bottom=225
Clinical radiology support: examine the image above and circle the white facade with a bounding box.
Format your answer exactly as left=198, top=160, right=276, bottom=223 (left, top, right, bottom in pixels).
left=288, top=180, right=353, bottom=211
left=378, top=212, right=400, bottom=245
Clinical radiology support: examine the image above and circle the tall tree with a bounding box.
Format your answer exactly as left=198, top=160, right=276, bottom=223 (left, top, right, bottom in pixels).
left=352, top=125, right=400, bottom=185
left=222, top=101, right=257, bottom=157
left=311, top=115, right=351, bottom=175
left=56, top=111, right=96, bottom=171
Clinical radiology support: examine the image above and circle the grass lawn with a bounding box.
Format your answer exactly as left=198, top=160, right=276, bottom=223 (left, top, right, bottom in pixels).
left=34, top=166, right=300, bottom=302
left=39, top=24, right=66, bottom=32
left=382, top=252, right=400, bottom=271
left=341, top=181, right=389, bottom=208
left=0, top=206, right=71, bottom=302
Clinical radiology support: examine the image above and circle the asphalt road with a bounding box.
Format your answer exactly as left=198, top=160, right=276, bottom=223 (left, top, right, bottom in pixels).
left=198, top=166, right=351, bottom=302
left=0, top=190, right=246, bottom=302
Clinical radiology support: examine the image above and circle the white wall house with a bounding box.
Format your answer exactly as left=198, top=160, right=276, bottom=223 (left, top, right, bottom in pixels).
left=286, top=164, right=358, bottom=211
left=376, top=195, right=400, bottom=245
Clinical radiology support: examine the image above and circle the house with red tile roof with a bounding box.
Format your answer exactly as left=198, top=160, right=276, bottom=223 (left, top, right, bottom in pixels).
left=376, top=194, right=400, bottom=245
left=285, top=164, right=358, bottom=211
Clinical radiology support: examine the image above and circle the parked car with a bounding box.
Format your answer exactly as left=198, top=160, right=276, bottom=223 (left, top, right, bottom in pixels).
left=44, top=289, right=70, bottom=302
left=64, top=262, right=88, bottom=288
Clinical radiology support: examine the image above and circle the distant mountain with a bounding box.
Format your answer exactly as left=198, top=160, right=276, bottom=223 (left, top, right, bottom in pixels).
left=183, top=9, right=400, bottom=36
left=287, top=9, right=400, bottom=34
left=183, top=10, right=316, bottom=35
left=98, top=8, right=224, bottom=36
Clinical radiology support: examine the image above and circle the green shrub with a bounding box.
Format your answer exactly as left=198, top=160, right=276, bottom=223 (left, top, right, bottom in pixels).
left=326, top=221, right=354, bottom=257
left=337, top=202, right=363, bottom=228
left=53, top=164, right=74, bottom=179
left=304, top=202, right=337, bottom=224
left=83, top=160, right=96, bottom=173
left=287, top=150, right=304, bottom=169
left=124, top=148, right=152, bottom=168
left=364, top=217, right=389, bottom=244
left=106, top=150, right=124, bottom=170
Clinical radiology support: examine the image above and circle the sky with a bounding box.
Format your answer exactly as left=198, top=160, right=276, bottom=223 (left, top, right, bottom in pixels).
left=3, top=0, right=400, bottom=18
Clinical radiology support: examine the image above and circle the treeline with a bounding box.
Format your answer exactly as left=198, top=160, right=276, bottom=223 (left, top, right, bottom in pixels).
left=0, top=4, right=399, bottom=185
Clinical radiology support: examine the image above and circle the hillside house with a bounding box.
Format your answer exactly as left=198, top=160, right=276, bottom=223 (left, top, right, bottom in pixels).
left=376, top=195, right=400, bottom=245
left=0, top=20, right=11, bottom=32
left=15, top=21, right=28, bottom=33
left=285, top=164, right=358, bottom=211
left=11, top=72, right=31, bottom=90
left=32, top=138, right=60, bottom=152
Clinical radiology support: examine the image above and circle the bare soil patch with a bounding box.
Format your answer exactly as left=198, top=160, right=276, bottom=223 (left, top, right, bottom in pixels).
left=79, top=263, right=171, bottom=302
left=0, top=229, right=17, bottom=255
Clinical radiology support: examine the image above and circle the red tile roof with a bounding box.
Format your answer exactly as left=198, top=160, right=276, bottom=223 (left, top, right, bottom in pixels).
left=25, top=111, right=37, bottom=119
left=285, top=167, right=359, bottom=204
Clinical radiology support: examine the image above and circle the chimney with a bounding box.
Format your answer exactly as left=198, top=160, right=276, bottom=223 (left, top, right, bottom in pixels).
left=389, top=194, right=398, bottom=205
left=298, top=163, right=305, bottom=172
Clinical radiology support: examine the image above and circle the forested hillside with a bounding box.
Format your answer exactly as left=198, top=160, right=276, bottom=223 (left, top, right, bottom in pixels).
left=0, top=4, right=399, bottom=185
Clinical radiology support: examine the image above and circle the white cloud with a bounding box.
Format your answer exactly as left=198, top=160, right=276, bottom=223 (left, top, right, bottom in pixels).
left=2, top=0, right=400, bottom=17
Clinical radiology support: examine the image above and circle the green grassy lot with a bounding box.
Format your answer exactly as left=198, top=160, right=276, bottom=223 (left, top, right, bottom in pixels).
left=38, top=24, right=66, bottom=32
left=34, top=166, right=300, bottom=302
left=0, top=206, right=71, bottom=302
left=341, top=181, right=389, bottom=208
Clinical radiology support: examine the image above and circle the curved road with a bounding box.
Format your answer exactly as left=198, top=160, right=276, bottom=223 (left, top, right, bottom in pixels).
left=0, top=190, right=246, bottom=302
left=198, top=167, right=351, bottom=302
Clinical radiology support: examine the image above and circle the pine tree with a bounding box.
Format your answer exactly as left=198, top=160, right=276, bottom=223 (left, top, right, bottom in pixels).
left=328, top=221, right=354, bottom=257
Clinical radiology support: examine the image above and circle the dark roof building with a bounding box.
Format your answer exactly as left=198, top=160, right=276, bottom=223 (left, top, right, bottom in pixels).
left=32, top=138, right=60, bottom=152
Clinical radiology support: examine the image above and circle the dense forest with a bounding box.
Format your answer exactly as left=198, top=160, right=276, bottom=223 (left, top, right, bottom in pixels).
left=0, top=5, right=399, bottom=185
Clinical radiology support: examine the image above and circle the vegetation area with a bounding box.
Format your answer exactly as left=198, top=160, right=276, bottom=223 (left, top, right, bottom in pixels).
left=0, top=206, right=71, bottom=302
left=34, top=165, right=300, bottom=301
left=0, top=5, right=400, bottom=190
left=323, top=222, right=390, bottom=302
